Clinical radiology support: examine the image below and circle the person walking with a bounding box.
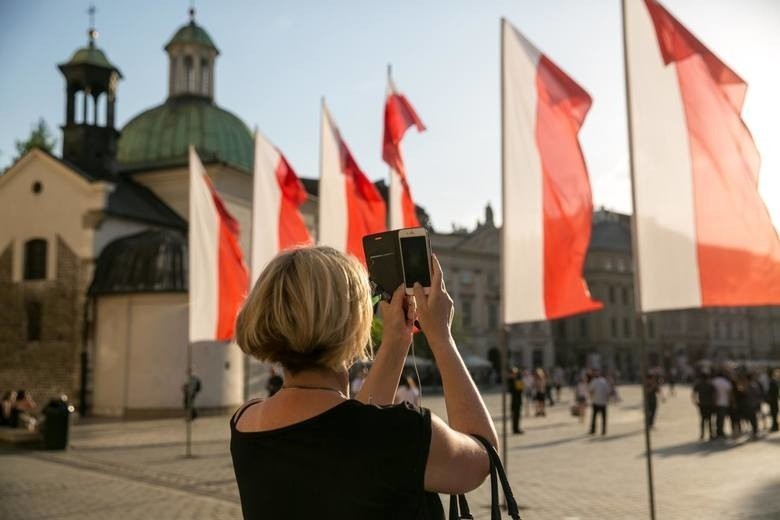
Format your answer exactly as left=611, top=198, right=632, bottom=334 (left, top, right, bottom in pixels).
left=533, top=369, right=547, bottom=417
left=739, top=373, right=763, bottom=439
left=588, top=370, right=610, bottom=435
left=182, top=374, right=202, bottom=421
left=507, top=367, right=524, bottom=434
left=768, top=368, right=779, bottom=433
left=574, top=374, right=589, bottom=424
left=712, top=371, right=733, bottom=439
left=645, top=374, right=660, bottom=429
left=692, top=372, right=715, bottom=440
left=522, top=369, right=534, bottom=418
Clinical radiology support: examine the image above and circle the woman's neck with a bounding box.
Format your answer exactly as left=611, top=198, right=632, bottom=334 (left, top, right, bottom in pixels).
left=283, top=367, right=349, bottom=397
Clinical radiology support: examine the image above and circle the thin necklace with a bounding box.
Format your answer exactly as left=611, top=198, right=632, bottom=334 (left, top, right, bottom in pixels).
left=281, top=384, right=348, bottom=400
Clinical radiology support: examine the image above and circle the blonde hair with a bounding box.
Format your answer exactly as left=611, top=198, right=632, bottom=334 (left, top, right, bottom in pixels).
left=235, top=246, right=373, bottom=372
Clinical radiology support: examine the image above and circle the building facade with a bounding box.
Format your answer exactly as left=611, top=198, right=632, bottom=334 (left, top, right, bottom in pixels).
left=431, top=208, right=780, bottom=378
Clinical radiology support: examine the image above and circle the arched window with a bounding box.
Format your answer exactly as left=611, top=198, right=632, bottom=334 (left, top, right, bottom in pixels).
left=184, top=56, right=195, bottom=92
left=26, top=301, right=42, bottom=342
left=24, top=239, right=47, bottom=280
left=201, top=58, right=210, bottom=96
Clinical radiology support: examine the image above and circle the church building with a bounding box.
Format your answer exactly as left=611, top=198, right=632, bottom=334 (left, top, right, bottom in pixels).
left=0, top=12, right=276, bottom=417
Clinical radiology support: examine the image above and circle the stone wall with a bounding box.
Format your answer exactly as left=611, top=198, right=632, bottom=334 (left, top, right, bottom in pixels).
left=0, top=238, right=86, bottom=408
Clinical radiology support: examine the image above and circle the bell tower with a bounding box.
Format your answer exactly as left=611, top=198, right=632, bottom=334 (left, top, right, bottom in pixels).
left=165, top=7, right=219, bottom=101
left=58, top=6, right=122, bottom=178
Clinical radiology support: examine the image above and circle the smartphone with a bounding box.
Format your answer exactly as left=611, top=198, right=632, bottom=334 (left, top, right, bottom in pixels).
left=362, top=230, right=404, bottom=303
left=398, top=227, right=432, bottom=296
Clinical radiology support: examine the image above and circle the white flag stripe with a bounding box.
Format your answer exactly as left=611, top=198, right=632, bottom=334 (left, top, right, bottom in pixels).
left=251, top=132, right=282, bottom=284
left=625, top=0, right=702, bottom=311
left=188, top=146, right=220, bottom=343
left=502, top=21, right=546, bottom=323
left=388, top=168, right=404, bottom=230
left=318, top=102, right=348, bottom=251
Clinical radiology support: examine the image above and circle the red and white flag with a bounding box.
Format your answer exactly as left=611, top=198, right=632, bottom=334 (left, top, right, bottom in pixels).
left=383, top=71, right=426, bottom=229
left=251, top=131, right=312, bottom=282
left=625, top=0, right=780, bottom=311
left=319, top=100, right=386, bottom=264
left=501, top=19, right=602, bottom=323
left=188, top=147, right=249, bottom=342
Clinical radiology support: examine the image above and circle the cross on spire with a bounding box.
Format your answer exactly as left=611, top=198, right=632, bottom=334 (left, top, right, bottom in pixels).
left=188, top=0, right=196, bottom=23
left=87, top=4, right=98, bottom=45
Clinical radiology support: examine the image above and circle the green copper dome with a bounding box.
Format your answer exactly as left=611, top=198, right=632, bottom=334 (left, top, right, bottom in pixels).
left=117, top=96, right=253, bottom=173
left=165, top=21, right=219, bottom=54
left=62, top=43, right=122, bottom=74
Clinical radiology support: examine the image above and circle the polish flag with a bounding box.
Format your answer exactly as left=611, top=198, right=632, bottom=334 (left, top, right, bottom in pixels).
left=319, top=100, right=386, bottom=264
left=501, top=19, right=602, bottom=323
left=188, top=147, right=249, bottom=342
left=383, top=70, right=426, bottom=229
left=251, top=131, right=312, bottom=282
left=625, top=0, right=780, bottom=311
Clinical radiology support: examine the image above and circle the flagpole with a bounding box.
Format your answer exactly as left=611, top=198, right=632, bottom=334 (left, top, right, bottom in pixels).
left=498, top=17, right=509, bottom=473
left=387, top=63, right=395, bottom=229
left=185, top=340, right=193, bottom=458
left=621, top=1, right=656, bottom=518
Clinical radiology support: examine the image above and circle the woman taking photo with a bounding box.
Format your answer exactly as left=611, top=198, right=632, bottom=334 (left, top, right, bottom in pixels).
left=231, top=246, right=497, bottom=519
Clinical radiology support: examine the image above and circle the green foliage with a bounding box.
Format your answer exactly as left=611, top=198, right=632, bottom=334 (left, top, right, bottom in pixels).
left=14, top=118, right=56, bottom=162
left=370, top=317, right=383, bottom=350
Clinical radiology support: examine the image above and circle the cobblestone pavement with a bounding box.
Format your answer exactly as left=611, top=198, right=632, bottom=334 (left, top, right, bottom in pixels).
left=2, top=385, right=779, bottom=519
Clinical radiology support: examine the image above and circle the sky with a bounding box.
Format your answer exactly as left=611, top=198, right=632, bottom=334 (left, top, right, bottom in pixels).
left=0, top=0, right=778, bottom=232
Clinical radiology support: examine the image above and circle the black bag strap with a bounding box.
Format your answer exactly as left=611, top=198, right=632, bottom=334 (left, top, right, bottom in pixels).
left=449, top=435, right=521, bottom=520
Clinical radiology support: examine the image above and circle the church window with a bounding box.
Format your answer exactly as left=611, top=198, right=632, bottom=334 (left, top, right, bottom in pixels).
left=26, top=301, right=42, bottom=342
left=201, top=58, right=210, bottom=96
left=185, top=56, right=195, bottom=92
left=24, top=239, right=47, bottom=280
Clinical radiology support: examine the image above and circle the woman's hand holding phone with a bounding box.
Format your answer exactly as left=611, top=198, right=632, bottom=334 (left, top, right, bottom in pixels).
left=412, top=255, right=453, bottom=345
left=379, top=284, right=415, bottom=351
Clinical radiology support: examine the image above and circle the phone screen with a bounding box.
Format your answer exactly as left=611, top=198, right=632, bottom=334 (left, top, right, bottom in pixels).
left=400, top=236, right=431, bottom=288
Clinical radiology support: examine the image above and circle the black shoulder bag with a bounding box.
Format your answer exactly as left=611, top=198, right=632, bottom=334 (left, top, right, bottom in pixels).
left=448, top=435, right=521, bottom=520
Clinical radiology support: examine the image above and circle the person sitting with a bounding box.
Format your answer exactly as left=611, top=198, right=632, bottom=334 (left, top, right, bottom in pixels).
left=230, top=247, right=497, bottom=519
left=0, top=391, right=17, bottom=427
left=13, top=390, right=38, bottom=431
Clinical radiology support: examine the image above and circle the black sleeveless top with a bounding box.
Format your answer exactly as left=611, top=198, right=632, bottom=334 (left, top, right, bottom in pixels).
left=230, top=399, right=444, bottom=519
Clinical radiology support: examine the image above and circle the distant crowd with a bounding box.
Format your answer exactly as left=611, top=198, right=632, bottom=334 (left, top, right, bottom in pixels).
left=505, top=364, right=780, bottom=440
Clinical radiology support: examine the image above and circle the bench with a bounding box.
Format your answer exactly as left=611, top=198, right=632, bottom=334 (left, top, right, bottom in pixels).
left=0, top=427, right=41, bottom=444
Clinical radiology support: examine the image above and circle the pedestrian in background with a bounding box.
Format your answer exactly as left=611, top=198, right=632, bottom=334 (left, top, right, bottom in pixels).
left=768, top=368, right=779, bottom=432
left=533, top=368, right=548, bottom=417
left=588, top=370, right=610, bottom=435
left=574, top=374, right=589, bottom=424
left=522, top=369, right=534, bottom=418
left=507, top=367, right=524, bottom=434
left=712, top=370, right=733, bottom=439
left=692, top=372, right=715, bottom=440
left=182, top=374, right=202, bottom=421
left=645, top=374, right=660, bottom=429
left=266, top=367, right=283, bottom=397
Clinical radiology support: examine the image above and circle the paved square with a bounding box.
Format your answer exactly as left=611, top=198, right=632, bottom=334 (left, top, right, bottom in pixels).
left=1, top=385, right=779, bottom=519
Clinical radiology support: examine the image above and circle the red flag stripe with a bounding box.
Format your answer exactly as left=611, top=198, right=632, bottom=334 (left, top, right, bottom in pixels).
left=204, top=175, right=249, bottom=340
left=537, top=56, right=603, bottom=319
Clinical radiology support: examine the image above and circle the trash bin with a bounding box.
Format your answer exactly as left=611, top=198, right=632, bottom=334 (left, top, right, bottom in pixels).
left=42, top=395, right=72, bottom=450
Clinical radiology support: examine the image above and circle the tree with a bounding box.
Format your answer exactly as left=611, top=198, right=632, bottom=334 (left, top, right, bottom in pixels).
left=14, top=118, right=56, bottom=162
